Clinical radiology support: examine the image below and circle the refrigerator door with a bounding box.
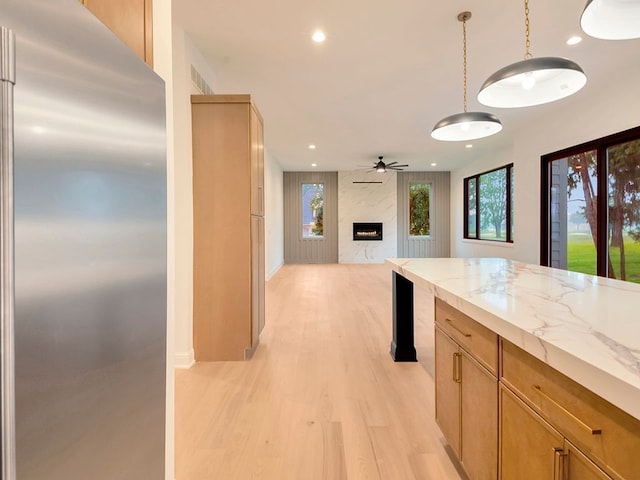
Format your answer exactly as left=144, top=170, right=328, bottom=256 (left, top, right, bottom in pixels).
left=1, top=26, right=16, bottom=480
left=2, top=0, right=167, bottom=479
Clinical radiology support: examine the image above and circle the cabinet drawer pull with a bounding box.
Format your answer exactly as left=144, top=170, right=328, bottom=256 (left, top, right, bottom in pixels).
left=445, top=318, right=472, bottom=338
left=453, top=352, right=462, bottom=383
left=532, top=385, right=602, bottom=435
left=553, top=448, right=566, bottom=480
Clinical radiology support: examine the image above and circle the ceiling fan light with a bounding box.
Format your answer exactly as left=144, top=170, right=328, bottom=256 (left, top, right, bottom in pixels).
left=477, top=57, right=587, bottom=108
left=581, top=0, right=640, bottom=40
left=431, top=111, right=503, bottom=141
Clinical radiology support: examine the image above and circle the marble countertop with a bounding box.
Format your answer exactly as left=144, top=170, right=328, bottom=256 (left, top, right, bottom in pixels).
left=386, top=257, right=640, bottom=421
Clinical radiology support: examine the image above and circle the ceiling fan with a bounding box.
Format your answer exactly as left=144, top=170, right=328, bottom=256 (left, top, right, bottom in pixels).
left=362, top=156, right=409, bottom=173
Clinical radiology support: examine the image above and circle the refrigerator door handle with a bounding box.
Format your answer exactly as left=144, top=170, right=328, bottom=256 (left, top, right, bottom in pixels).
left=0, top=25, right=16, bottom=480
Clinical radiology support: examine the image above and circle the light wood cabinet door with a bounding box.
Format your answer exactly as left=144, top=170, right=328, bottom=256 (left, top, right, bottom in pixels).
left=251, top=215, right=265, bottom=349
left=82, top=0, right=153, bottom=66
left=192, top=97, right=253, bottom=361
left=566, top=440, right=613, bottom=480
left=258, top=216, right=265, bottom=335
left=502, top=339, right=640, bottom=480
left=501, top=385, right=564, bottom=480
left=461, top=351, right=498, bottom=480
left=435, top=327, right=461, bottom=458
left=250, top=106, right=264, bottom=216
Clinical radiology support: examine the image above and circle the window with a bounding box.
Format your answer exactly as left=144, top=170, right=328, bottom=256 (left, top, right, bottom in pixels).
left=542, top=126, right=640, bottom=283
left=302, top=183, right=324, bottom=238
left=547, top=150, right=598, bottom=275
left=409, top=183, right=431, bottom=236
left=464, top=164, right=514, bottom=242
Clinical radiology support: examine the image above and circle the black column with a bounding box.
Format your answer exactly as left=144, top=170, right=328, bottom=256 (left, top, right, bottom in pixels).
left=389, top=271, right=417, bottom=362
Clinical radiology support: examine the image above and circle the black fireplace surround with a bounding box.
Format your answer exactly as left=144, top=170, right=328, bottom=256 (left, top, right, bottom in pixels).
left=353, top=222, right=383, bottom=241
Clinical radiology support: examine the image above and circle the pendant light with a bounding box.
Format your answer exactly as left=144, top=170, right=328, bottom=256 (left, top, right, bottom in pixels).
left=581, top=0, right=640, bottom=40
left=431, top=12, right=502, bottom=142
left=477, top=0, right=587, bottom=108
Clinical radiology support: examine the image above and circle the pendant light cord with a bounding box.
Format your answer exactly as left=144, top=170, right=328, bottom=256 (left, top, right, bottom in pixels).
left=524, top=0, right=532, bottom=59
left=462, top=14, right=468, bottom=112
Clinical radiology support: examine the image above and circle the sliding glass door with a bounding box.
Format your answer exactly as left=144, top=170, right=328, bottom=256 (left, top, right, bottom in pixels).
left=547, top=150, right=598, bottom=275
left=607, top=137, right=640, bottom=281
left=541, top=127, right=640, bottom=283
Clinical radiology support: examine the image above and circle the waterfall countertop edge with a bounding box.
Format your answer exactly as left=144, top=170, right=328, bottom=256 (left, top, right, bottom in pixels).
left=386, top=257, right=640, bottom=421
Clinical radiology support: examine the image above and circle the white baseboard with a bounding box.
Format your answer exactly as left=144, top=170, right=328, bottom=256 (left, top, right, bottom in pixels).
left=174, top=349, right=195, bottom=369
left=266, top=261, right=283, bottom=281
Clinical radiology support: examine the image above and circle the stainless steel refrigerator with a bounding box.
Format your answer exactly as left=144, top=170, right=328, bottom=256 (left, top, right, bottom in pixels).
left=1, top=0, right=167, bottom=478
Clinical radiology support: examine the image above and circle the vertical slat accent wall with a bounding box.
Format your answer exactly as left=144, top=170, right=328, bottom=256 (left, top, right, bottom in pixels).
left=284, top=172, right=338, bottom=264
left=397, top=171, right=451, bottom=258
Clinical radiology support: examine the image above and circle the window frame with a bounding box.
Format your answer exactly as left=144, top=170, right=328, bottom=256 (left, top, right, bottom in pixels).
left=301, top=182, right=325, bottom=240
left=463, top=163, right=514, bottom=243
left=540, top=125, right=640, bottom=277
left=408, top=181, right=432, bottom=238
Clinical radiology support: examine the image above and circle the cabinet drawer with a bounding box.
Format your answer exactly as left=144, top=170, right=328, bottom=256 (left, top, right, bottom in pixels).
left=501, top=340, right=640, bottom=480
left=434, top=298, right=498, bottom=374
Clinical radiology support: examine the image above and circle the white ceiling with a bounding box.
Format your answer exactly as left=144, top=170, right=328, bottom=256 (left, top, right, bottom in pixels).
left=174, top=0, right=639, bottom=172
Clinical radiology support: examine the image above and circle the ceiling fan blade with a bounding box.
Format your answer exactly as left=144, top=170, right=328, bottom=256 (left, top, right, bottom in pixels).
left=385, top=161, right=398, bottom=167
left=392, top=164, right=409, bottom=168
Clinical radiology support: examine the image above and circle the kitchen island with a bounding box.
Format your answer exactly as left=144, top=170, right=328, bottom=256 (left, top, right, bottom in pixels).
left=386, top=257, right=640, bottom=480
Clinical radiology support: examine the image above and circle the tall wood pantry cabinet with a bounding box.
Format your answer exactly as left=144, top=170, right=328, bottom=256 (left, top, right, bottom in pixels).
left=191, top=95, right=265, bottom=361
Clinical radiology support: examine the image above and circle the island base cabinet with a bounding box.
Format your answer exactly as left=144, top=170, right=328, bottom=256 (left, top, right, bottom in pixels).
left=501, top=339, right=640, bottom=480
left=501, top=385, right=564, bottom=480
left=435, top=328, right=461, bottom=458
left=460, top=351, right=498, bottom=480
left=566, top=441, right=613, bottom=480
left=435, top=327, right=498, bottom=479
left=501, top=386, right=613, bottom=480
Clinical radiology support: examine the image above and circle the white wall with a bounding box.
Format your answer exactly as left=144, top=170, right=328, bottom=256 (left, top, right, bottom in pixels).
left=451, top=64, right=640, bottom=264
left=169, top=27, right=218, bottom=369
left=150, top=1, right=174, bottom=478
left=265, top=149, right=284, bottom=279
left=154, top=21, right=221, bottom=476
left=338, top=171, right=398, bottom=263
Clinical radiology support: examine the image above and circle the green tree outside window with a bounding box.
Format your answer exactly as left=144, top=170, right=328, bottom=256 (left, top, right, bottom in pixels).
left=409, top=183, right=430, bottom=236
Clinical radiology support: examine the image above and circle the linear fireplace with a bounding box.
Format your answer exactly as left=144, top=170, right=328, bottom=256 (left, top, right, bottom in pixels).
left=353, top=222, right=383, bottom=241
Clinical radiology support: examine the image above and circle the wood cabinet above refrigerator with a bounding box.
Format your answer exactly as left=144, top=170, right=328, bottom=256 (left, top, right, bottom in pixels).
left=80, top=0, right=153, bottom=66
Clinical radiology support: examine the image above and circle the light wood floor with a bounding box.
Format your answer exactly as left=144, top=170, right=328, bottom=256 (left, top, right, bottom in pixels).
left=175, top=264, right=465, bottom=479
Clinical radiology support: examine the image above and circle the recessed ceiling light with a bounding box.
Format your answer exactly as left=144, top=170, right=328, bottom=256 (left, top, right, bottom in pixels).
left=311, top=163, right=317, bottom=167
left=431, top=162, right=437, bottom=167
left=308, top=144, right=316, bottom=150
left=566, top=35, right=582, bottom=45
left=465, top=144, right=473, bottom=148
left=312, top=30, right=326, bottom=43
